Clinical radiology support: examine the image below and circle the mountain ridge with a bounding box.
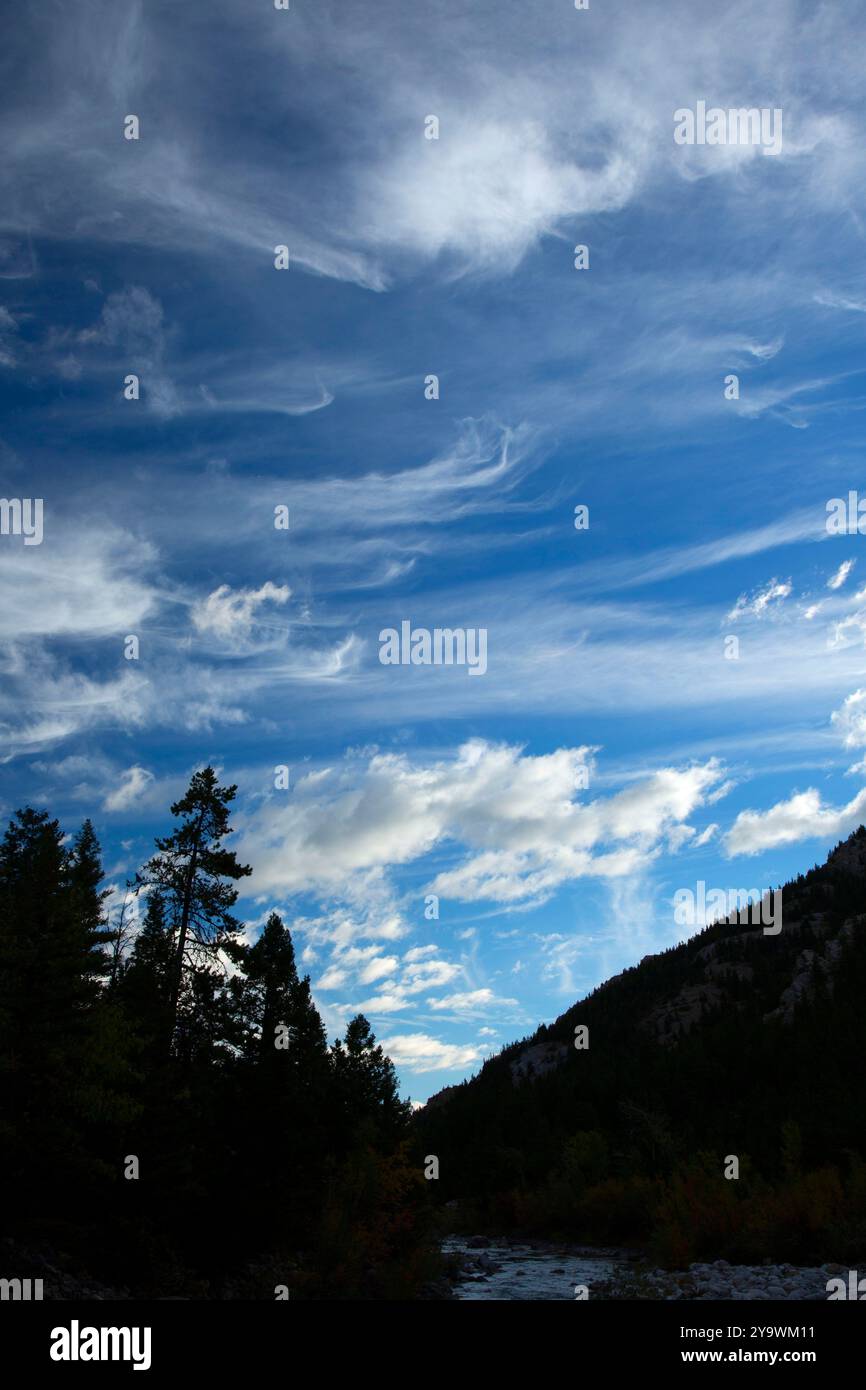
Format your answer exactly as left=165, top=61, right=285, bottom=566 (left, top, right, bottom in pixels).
left=426, top=827, right=866, bottom=1104
left=417, top=829, right=866, bottom=1262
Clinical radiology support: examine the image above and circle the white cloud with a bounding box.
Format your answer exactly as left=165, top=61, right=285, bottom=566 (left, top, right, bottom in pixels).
left=666, top=824, right=695, bottom=852
left=830, top=689, right=866, bottom=773
left=0, top=662, right=150, bottom=759
left=103, top=764, right=155, bottom=813
left=402, top=958, right=462, bottom=993
left=403, top=945, right=438, bottom=963
left=831, top=689, right=866, bottom=749
left=427, top=988, right=518, bottom=1013
left=828, top=609, right=866, bottom=651
left=315, top=966, right=349, bottom=990
left=694, top=823, right=718, bottom=847
left=0, top=526, right=157, bottom=640
left=364, top=118, right=637, bottom=274
left=191, top=582, right=290, bottom=644
left=744, top=336, right=784, bottom=361
left=352, top=991, right=411, bottom=1015
left=707, top=779, right=738, bottom=805
left=828, top=560, right=855, bottom=590
left=379, top=1032, right=483, bottom=1074
left=358, top=955, right=399, bottom=984
left=724, top=785, right=866, bottom=856
left=727, top=578, right=792, bottom=623
left=814, top=289, right=866, bottom=313
left=239, top=741, right=724, bottom=907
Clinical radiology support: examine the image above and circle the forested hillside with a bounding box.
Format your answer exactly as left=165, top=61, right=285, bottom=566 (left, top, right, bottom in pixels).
left=418, top=831, right=866, bottom=1266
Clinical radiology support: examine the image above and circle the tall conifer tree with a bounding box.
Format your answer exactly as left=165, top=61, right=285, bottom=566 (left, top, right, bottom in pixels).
left=139, top=768, right=251, bottom=1045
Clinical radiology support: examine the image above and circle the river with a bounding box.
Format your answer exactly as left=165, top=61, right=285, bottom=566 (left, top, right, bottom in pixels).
left=443, top=1236, right=625, bottom=1301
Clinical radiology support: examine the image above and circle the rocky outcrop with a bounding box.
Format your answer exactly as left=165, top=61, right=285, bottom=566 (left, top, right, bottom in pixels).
left=509, top=1039, right=568, bottom=1084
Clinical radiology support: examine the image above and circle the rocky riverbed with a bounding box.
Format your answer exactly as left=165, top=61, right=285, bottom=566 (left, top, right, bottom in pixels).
left=594, top=1258, right=847, bottom=1301
left=441, top=1238, right=849, bottom=1301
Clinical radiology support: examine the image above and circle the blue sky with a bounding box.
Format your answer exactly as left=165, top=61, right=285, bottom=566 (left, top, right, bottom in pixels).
left=3, top=0, right=866, bottom=1100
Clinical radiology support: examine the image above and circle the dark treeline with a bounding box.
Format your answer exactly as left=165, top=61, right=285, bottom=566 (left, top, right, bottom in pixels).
left=0, top=768, right=434, bottom=1298
left=419, top=832, right=866, bottom=1267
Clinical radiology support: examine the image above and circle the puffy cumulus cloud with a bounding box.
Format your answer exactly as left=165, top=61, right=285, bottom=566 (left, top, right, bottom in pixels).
left=726, top=578, right=792, bottom=623
left=430, top=762, right=722, bottom=905
left=831, top=690, right=866, bottom=750
left=287, top=900, right=471, bottom=1023
left=830, top=690, right=866, bottom=774
left=240, top=741, right=722, bottom=906
left=103, top=764, right=155, bottom=813
left=315, top=965, right=349, bottom=990
left=429, top=844, right=645, bottom=905
left=350, top=991, right=412, bottom=1015
left=357, top=955, right=399, bottom=985
left=378, top=1033, right=484, bottom=1074
left=427, top=988, right=518, bottom=1014
left=240, top=747, right=719, bottom=1052
left=402, top=958, right=462, bottom=994
left=403, top=945, right=438, bottom=964
left=724, top=786, right=866, bottom=857
left=191, top=582, right=291, bottom=646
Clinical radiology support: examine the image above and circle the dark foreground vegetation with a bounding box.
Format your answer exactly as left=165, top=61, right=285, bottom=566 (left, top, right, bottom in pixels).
left=4, top=762, right=865, bottom=1298
left=0, top=769, right=435, bottom=1298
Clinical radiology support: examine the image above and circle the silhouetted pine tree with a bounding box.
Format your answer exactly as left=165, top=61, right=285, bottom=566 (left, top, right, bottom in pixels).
left=333, top=1014, right=410, bottom=1137
left=138, top=767, right=251, bottom=1049
left=238, top=910, right=299, bottom=1060
left=119, top=892, right=175, bottom=1063
left=0, top=810, right=132, bottom=1229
